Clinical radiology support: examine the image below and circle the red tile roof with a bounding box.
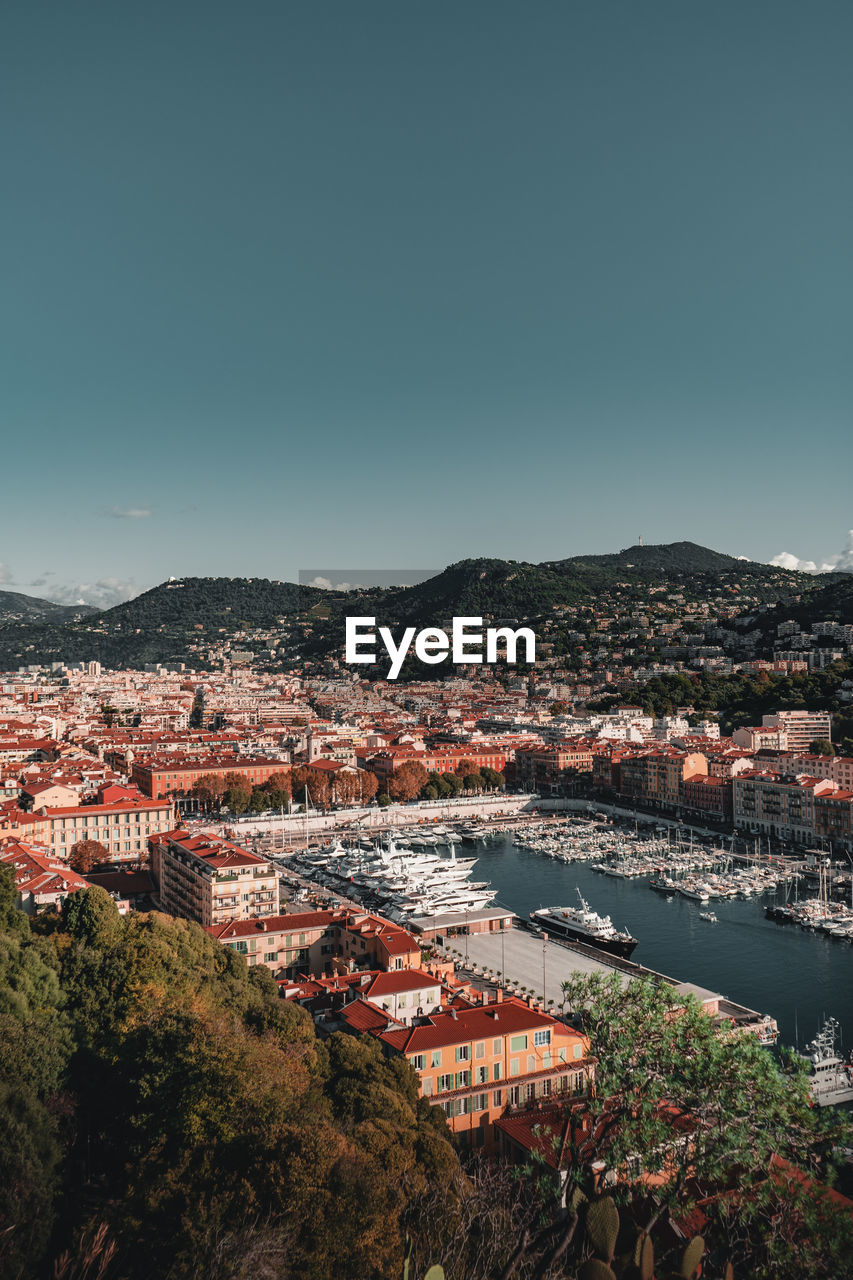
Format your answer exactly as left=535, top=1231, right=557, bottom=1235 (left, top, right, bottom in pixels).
left=379, top=997, right=569, bottom=1053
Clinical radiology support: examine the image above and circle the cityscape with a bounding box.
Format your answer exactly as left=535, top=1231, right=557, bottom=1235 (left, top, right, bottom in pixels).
left=3, top=1, right=853, bottom=1278
left=2, top=541, right=853, bottom=1277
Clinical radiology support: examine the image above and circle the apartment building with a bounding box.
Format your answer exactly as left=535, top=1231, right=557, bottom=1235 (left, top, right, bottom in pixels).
left=732, top=725, right=788, bottom=752
left=205, top=907, right=422, bottom=978
left=761, top=711, right=832, bottom=752
left=514, top=742, right=594, bottom=794
left=618, top=750, right=708, bottom=810
left=680, top=775, right=733, bottom=821
left=131, top=754, right=291, bottom=799
left=733, top=772, right=835, bottom=844
left=378, top=997, right=593, bottom=1152
left=365, top=744, right=510, bottom=785
left=771, top=753, right=853, bottom=792
left=39, top=799, right=174, bottom=862
left=0, top=838, right=90, bottom=913
left=149, top=830, right=279, bottom=927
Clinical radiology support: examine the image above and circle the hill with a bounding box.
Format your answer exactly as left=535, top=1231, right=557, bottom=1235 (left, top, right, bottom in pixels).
left=549, top=540, right=761, bottom=575
left=0, top=545, right=824, bottom=672
left=0, top=588, right=97, bottom=625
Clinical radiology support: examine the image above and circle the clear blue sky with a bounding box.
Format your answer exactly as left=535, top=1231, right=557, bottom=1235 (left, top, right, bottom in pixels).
left=2, top=1, right=851, bottom=605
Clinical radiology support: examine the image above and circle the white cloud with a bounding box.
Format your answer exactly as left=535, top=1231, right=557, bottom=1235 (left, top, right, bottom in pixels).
left=44, top=578, right=147, bottom=608
left=306, top=576, right=363, bottom=591
left=769, top=530, right=853, bottom=575
left=99, top=505, right=152, bottom=520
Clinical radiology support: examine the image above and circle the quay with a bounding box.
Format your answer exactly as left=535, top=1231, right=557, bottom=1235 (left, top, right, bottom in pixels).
left=411, top=911, right=778, bottom=1044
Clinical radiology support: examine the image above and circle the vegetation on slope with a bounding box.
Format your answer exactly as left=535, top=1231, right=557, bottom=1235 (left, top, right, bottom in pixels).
left=0, top=544, right=824, bottom=671
left=0, top=873, right=456, bottom=1280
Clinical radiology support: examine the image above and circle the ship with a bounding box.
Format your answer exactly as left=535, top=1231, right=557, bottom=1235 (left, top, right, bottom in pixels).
left=649, top=876, right=678, bottom=895
left=801, top=1018, right=853, bottom=1107
left=531, top=889, right=638, bottom=959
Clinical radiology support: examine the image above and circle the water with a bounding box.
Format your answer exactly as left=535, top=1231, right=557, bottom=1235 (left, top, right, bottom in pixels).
left=474, top=834, right=853, bottom=1053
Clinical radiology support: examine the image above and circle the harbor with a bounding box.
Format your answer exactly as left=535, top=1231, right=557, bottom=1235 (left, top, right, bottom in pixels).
left=269, top=813, right=853, bottom=1061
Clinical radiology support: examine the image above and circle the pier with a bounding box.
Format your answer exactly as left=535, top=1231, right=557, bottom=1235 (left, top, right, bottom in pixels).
left=434, top=919, right=778, bottom=1043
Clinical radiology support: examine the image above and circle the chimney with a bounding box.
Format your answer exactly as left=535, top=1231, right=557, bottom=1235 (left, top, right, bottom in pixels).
left=495, top=989, right=503, bottom=1003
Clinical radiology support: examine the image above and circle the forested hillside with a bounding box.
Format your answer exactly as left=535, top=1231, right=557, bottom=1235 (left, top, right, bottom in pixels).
left=0, top=873, right=455, bottom=1279
left=0, top=545, right=827, bottom=671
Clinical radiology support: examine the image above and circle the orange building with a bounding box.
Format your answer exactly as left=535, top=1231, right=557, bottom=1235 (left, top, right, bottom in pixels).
left=131, top=755, right=290, bottom=799
left=377, top=997, right=593, bottom=1152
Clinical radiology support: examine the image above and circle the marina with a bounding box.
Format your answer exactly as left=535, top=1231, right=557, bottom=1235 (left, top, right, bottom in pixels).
left=277, top=814, right=853, bottom=1062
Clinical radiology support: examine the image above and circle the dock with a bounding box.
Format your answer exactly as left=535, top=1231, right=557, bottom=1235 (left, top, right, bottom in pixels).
left=433, top=918, right=777, bottom=1042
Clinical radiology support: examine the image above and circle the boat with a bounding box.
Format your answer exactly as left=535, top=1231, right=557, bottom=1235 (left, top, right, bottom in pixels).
left=698, top=910, right=718, bottom=923
left=679, top=883, right=710, bottom=902
left=801, top=1018, right=853, bottom=1107
left=531, top=890, right=638, bottom=960
left=649, top=876, right=678, bottom=895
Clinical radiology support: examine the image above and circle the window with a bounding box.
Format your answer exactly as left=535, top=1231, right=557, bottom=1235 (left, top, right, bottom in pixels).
left=455, top=1070, right=471, bottom=1089
left=543, top=1051, right=552, bottom=1069
left=437, top=1074, right=454, bottom=1093
left=493, top=1038, right=502, bottom=1055
left=232, top=941, right=248, bottom=954
left=264, top=951, right=277, bottom=962
left=475, top=1041, right=485, bottom=1059
left=410, top=1054, right=426, bottom=1071
left=431, top=1050, right=442, bottom=1068
left=573, top=1043, right=584, bottom=1060
left=510, top=1059, right=520, bottom=1077
left=525, top=1082, right=536, bottom=1102
left=533, top=1028, right=551, bottom=1047
left=509, top=1034, right=528, bottom=1052
left=422, top=1077, right=433, bottom=1097
left=398, top=994, right=407, bottom=1007
left=527, top=1055, right=536, bottom=1073
left=455, top=1045, right=470, bottom=1062
left=493, top=1062, right=503, bottom=1080
left=476, top=1066, right=488, bottom=1084
left=492, top=1089, right=503, bottom=1107
left=472, top=1092, right=488, bottom=1112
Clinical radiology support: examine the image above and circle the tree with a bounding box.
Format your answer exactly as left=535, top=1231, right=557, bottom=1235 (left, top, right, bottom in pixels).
left=334, top=772, right=361, bottom=807
left=463, top=772, right=484, bottom=792
left=69, top=839, right=110, bottom=874
left=555, top=972, right=849, bottom=1270
left=377, top=793, right=392, bottom=808
left=549, top=700, right=569, bottom=716
left=389, top=761, right=429, bottom=802
left=480, top=766, right=505, bottom=790
left=248, top=788, right=268, bottom=813
left=454, top=758, right=477, bottom=776
left=222, top=771, right=252, bottom=815
left=357, top=770, right=379, bottom=805
left=63, top=886, right=122, bottom=949
left=443, top=772, right=464, bottom=797
left=306, top=772, right=331, bottom=809
left=262, top=770, right=292, bottom=809
left=809, top=739, right=835, bottom=756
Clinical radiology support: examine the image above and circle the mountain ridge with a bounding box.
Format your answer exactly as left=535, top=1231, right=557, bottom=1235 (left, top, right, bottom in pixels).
left=0, top=542, right=841, bottom=671
left=0, top=588, right=99, bottom=625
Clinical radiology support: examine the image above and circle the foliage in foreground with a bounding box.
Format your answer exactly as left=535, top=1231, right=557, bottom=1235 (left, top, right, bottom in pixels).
left=2, top=868, right=852, bottom=1279
left=0, top=870, right=456, bottom=1279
